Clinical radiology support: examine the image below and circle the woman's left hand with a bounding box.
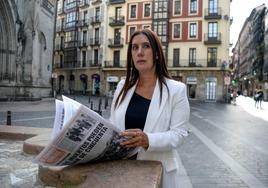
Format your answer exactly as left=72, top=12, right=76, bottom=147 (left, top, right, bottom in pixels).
left=120, top=129, right=149, bottom=148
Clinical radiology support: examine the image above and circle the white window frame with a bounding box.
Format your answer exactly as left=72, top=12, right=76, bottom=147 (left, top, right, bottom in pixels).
left=172, top=22, right=182, bottom=40
left=188, top=22, right=198, bottom=39
left=143, top=2, right=152, bottom=18
left=188, top=0, right=199, bottom=15
left=129, top=3, right=138, bottom=20
left=128, top=25, right=137, bottom=41
left=173, top=0, right=182, bottom=16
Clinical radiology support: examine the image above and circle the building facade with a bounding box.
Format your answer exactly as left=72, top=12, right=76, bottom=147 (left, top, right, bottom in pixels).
left=0, top=0, right=56, bottom=100
left=53, top=0, right=231, bottom=101
left=231, top=4, right=267, bottom=99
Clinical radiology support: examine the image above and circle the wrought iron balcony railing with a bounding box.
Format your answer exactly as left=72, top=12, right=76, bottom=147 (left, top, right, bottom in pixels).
left=204, top=8, right=222, bottom=19
left=89, top=38, right=102, bottom=46
left=104, top=60, right=127, bottom=68
left=204, top=33, right=222, bottom=45
left=109, top=16, right=125, bottom=26
left=108, top=38, right=124, bottom=48
left=79, top=0, right=90, bottom=8
left=91, top=16, right=101, bottom=25
left=109, top=0, right=125, bottom=5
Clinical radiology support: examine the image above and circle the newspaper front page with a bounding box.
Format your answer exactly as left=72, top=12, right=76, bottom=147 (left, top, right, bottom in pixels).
left=34, top=96, right=138, bottom=166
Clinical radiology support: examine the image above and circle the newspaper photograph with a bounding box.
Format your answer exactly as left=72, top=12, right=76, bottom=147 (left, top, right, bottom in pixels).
left=34, top=96, right=138, bottom=166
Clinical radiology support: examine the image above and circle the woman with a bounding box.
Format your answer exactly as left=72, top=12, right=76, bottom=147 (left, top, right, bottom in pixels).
left=109, top=29, right=190, bottom=188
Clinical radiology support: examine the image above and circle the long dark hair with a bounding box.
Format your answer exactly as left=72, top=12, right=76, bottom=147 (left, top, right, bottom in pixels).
left=115, top=29, right=171, bottom=108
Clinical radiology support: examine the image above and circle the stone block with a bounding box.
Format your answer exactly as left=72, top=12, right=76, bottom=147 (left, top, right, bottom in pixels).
left=39, top=160, right=162, bottom=188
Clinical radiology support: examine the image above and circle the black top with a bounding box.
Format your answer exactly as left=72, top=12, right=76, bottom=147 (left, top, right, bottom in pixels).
left=125, top=92, right=151, bottom=131
left=125, top=92, right=151, bottom=160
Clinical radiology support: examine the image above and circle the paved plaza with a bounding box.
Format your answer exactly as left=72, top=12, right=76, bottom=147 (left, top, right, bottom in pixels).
left=0, top=95, right=268, bottom=187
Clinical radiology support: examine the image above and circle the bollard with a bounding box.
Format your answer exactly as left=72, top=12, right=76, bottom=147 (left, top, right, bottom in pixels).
left=90, top=101, right=93, bottom=110
left=105, top=96, right=108, bottom=109
left=6, top=111, right=11, bottom=126
left=88, top=95, right=91, bottom=103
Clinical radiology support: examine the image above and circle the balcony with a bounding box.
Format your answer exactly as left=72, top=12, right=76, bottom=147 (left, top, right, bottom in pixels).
left=78, top=40, right=88, bottom=48
left=55, top=61, right=80, bottom=69
left=64, top=41, right=78, bottom=48
left=104, top=61, right=126, bottom=68
left=90, top=38, right=101, bottom=46
left=56, top=25, right=65, bottom=33
left=91, top=16, right=101, bottom=25
left=167, top=59, right=223, bottom=68
left=79, top=0, right=90, bottom=8
left=54, top=44, right=64, bottom=51
left=89, top=60, right=102, bottom=67
left=204, top=8, right=222, bottom=19
left=77, top=19, right=89, bottom=27
left=92, top=0, right=102, bottom=5
left=108, top=38, right=124, bottom=48
left=204, top=33, right=221, bottom=45
left=109, top=0, right=125, bottom=5
left=109, top=16, right=125, bottom=27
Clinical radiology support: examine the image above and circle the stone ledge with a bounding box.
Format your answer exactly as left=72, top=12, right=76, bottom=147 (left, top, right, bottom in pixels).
left=39, top=160, right=162, bottom=188
left=0, top=125, right=52, bottom=140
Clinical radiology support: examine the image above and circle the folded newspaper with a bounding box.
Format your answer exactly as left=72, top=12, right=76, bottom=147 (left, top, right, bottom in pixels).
left=33, top=96, right=138, bottom=166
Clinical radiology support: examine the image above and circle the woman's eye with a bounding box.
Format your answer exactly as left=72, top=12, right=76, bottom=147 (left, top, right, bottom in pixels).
left=132, top=46, right=138, bottom=50
left=143, top=44, right=150, bottom=49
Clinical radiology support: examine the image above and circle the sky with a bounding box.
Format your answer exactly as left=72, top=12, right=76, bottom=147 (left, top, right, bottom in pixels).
left=230, top=0, right=268, bottom=49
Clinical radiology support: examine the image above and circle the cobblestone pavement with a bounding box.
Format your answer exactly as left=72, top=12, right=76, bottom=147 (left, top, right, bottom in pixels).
left=0, top=96, right=268, bottom=188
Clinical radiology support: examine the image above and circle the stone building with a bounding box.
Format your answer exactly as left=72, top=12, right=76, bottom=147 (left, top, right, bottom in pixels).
left=53, top=0, right=106, bottom=96
left=231, top=4, right=267, bottom=99
left=0, top=0, right=56, bottom=100
left=53, top=0, right=231, bottom=101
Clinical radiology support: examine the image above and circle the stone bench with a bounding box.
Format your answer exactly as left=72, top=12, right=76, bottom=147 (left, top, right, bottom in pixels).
left=23, top=131, right=162, bottom=188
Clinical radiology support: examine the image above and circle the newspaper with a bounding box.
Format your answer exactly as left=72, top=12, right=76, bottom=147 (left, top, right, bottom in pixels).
left=34, top=96, right=138, bottom=166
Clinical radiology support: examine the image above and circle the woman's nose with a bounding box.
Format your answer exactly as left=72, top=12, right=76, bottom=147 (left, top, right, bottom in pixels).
left=137, top=47, right=143, bottom=55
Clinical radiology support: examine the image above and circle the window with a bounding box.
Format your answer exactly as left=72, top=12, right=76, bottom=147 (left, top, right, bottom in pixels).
left=173, top=23, right=181, bottom=39
left=130, top=4, right=137, bottom=18
left=154, top=1, right=168, bottom=19
left=66, top=0, right=76, bottom=9
left=94, top=49, right=98, bottom=65
left=190, top=0, right=197, bottom=14
left=207, top=48, right=217, bottom=67
left=129, top=26, right=136, bottom=39
left=144, top=3, right=151, bottom=17
left=83, top=11, right=87, bottom=20
left=65, top=31, right=77, bottom=42
left=189, top=23, right=197, bottom=38
left=115, top=7, right=122, bottom=19
left=173, top=48, right=180, bottom=67
left=153, top=21, right=167, bottom=42
left=95, top=28, right=99, bottom=43
left=83, top=31, right=87, bottom=43
left=114, top=28, right=121, bottom=44
left=114, top=51, right=120, bottom=67
left=208, top=0, right=218, bottom=14
left=174, top=0, right=181, bottom=15
left=82, top=51, right=86, bottom=67
left=189, top=48, right=196, bottom=64
left=208, top=22, right=218, bottom=38
left=95, top=7, right=100, bottom=21
left=66, top=12, right=77, bottom=27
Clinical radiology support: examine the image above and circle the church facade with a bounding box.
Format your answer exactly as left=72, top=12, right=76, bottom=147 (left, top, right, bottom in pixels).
left=0, top=0, right=55, bottom=100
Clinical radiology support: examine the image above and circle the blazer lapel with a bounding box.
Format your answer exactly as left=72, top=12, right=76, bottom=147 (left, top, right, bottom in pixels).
left=144, top=79, right=168, bottom=133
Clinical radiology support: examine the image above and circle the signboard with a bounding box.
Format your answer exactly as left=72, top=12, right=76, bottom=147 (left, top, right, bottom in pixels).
left=224, top=76, right=230, bottom=85
left=186, top=77, right=197, bottom=84
left=107, top=76, right=119, bottom=82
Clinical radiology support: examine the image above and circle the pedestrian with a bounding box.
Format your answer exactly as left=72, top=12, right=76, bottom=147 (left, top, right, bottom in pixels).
left=109, top=29, right=190, bottom=188
left=254, top=86, right=264, bottom=108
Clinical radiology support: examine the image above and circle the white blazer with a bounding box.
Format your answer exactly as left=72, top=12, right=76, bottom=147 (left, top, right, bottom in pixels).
left=110, top=78, right=190, bottom=188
